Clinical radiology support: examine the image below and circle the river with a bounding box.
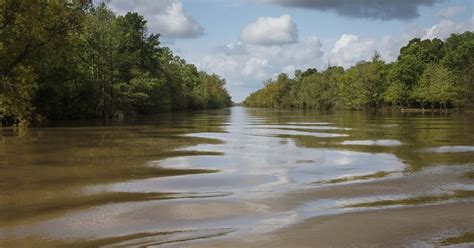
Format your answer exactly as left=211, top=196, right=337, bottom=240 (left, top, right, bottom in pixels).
left=1, top=106, right=473, bottom=247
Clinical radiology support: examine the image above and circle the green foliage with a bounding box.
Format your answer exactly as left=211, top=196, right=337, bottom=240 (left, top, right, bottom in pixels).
left=384, top=81, right=408, bottom=107
left=116, top=74, right=171, bottom=114
left=192, top=73, right=232, bottom=109
left=337, top=55, right=386, bottom=109
left=297, top=72, right=335, bottom=109
left=441, top=32, right=474, bottom=101
left=0, top=0, right=88, bottom=124
left=244, top=68, right=343, bottom=110
left=412, top=64, right=468, bottom=109
left=337, top=66, right=370, bottom=109
left=0, top=2, right=231, bottom=125
left=0, top=66, right=37, bottom=123
left=244, top=32, right=474, bottom=111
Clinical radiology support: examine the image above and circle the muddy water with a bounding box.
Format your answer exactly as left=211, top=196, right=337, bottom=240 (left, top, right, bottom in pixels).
left=0, top=107, right=473, bottom=247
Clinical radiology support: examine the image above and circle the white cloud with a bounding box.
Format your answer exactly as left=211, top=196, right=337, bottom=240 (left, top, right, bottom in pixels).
left=378, top=35, right=403, bottom=62
left=162, top=3, right=471, bottom=101
left=194, top=32, right=404, bottom=100
left=240, top=14, right=298, bottom=45
left=242, top=58, right=272, bottom=79
left=405, top=16, right=473, bottom=40
left=193, top=35, right=323, bottom=101
left=326, top=15, right=474, bottom=69
left=196, top=14, right=473, bottom=101
left=329, top=34, right=375, bottom=68
left=422, top=19, right=473, bottom=40
left=109, top=0, right=204, bottom=38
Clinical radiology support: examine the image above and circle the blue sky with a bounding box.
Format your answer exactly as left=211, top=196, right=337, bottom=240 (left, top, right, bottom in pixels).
left=109, top=0, right=473, bottom=102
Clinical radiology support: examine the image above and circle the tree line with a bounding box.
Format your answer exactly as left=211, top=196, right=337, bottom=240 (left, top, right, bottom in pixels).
left=0, top=1, right=232, bottom=126
left=244, top=32, right=474, bottom=111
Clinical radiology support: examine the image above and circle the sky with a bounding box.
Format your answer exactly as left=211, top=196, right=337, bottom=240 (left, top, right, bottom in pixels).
left=108, top=0, right=474, bottom=102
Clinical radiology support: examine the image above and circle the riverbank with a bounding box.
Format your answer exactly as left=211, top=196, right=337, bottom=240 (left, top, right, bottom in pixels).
left=240, top=104, right=473, bottom=114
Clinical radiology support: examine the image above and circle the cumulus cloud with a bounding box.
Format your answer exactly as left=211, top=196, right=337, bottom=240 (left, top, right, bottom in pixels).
left=193, top=12, right=473, bottom=101
left=242, top=57, right=272, bottom=79
left=405, top=16, right=474, bottom=40
left=194, top=35, right=323, bottom=101
left=108, top=0, right=204, bottom=38
left=330, top=34, right=375, bottom=68
left=254, top=0, right=444, bottom=20
left=422, top=19, right=473, bottom=39
left=325, top=34, right=402, bottom=69
left=329, top=15, right=474, bottom=69
left=194, top=32, right=411, bottom=100
left=240, top=14, right=298, bottom=45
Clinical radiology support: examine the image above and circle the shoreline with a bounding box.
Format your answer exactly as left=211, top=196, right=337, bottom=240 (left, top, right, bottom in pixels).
left=241, top=105, right=473, bottom=113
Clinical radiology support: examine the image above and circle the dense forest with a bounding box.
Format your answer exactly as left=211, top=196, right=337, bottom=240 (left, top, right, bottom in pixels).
left=244, top=32, right=474, bottom=111
left=0, top=1, right=232, bottom=126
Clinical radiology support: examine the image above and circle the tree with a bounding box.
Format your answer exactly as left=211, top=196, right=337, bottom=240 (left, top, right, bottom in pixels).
left=192, top=73, right=232, bottom=109
left=0, top=0, right=89, bottom=124
left=386, top=38, right=445, bottom=107
left=244, top=32, right=473, bottom=111
left=337, top=55, right=386, bottom=109
left=1, top=2, right=232, bottom=125
left=0, top=66, right=37, bottom=124
left=384, top=81, right=408, bottom=107
left=412, top=64, right=468, bottom=110
left=441, top=32, right=474, bottom=103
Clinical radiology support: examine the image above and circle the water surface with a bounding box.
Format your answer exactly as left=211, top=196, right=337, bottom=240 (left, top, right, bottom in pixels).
left=1, top=107, right=473, bottom=247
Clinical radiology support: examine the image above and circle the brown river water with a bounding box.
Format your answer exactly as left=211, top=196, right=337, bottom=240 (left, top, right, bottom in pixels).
left=1, top=106, right=473, bottom=247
